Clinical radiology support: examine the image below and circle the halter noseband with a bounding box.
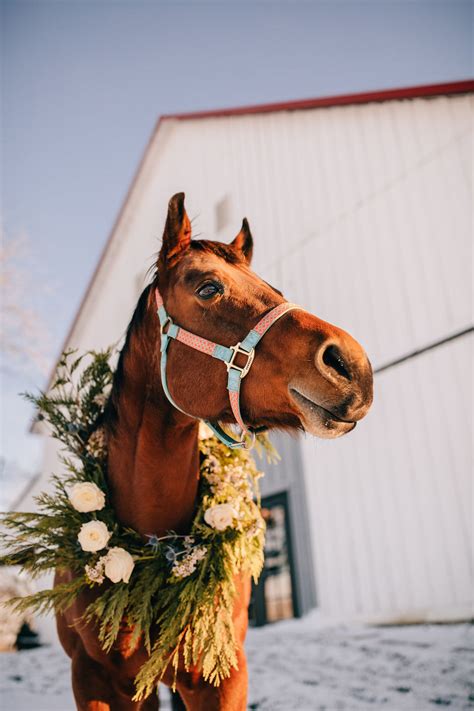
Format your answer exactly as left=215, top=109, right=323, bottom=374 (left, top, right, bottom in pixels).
left=155, top=288, right=301, bottom=449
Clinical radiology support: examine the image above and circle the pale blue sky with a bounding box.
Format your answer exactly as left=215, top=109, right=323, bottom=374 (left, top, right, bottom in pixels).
left=1, top=0, right=472, bottom=485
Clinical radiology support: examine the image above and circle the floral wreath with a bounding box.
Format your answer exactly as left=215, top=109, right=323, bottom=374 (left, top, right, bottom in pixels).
left=1, top=349, right=277, bottom=700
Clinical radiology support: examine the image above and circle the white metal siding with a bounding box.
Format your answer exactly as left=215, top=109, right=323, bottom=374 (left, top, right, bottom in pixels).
left=68, top=95, right=472, bottom=365
left=301, top=333, right=472, bottom=622
left=41, top=92, right=472, bottom=621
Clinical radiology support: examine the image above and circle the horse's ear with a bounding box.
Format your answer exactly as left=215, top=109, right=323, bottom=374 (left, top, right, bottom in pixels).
left=231, top=218, right=253, bottom=264
left=160, top=192, right=192, bottom=265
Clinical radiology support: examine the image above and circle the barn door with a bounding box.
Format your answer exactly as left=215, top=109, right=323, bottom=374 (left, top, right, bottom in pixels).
left=249, top=491, right=298, bottom=627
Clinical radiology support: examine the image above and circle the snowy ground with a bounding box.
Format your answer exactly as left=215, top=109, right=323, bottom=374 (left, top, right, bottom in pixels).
left=0, top=615, right=472, bottom=710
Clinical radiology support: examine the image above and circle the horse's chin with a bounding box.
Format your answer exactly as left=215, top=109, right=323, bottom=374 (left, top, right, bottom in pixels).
left=289, top=387, right=356, bottom=439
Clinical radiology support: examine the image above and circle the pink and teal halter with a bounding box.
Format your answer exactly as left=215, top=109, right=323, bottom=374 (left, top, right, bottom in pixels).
left=155, top=288, right=301, bottom=448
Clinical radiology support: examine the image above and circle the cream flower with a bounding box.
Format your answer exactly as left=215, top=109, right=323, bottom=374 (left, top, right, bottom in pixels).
left=77, top=520, right=111, bottom=552
left=85, top=557, right=106, bottom=585
left=104, top=547, right=135, bottom=583
left=93, top=393, right=108, bottom=407
left=172, top=545, right=207, bottom=578
left=198, top=421, right=214, bottom=440
left=69, top=482, right=105, bottom=513
left=204, top=503, right=236, bottom=531
left=85, top=429, right=107, bottom=460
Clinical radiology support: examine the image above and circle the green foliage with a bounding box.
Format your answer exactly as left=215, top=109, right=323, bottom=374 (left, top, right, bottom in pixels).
left=1, top=349, right=270, bottom=700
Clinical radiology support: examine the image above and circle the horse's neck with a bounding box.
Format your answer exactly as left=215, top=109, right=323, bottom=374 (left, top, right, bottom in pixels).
left=106, top=297, right=200, bottom=537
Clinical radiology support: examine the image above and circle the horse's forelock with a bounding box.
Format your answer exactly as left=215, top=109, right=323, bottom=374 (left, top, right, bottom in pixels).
left=189, top=239, right=243, bottom=264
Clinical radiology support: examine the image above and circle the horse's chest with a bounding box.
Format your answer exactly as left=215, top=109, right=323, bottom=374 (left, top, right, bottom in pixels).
left=110, top=620, right=142, bottom=659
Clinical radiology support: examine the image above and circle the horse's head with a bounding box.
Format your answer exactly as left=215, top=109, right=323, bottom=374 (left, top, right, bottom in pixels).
left=155, top=193, right=373, bottom=439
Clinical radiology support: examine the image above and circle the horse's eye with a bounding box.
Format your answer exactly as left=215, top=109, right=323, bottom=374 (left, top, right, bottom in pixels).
left=197, top=282, right=222, bottom=300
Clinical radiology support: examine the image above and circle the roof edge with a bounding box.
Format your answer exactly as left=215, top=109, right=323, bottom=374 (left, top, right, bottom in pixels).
left=160, top=80, right=474, bottom=122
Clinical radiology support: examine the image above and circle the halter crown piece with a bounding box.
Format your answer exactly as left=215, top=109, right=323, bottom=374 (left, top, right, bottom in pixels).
left=155, top=288, right=301, bottom=449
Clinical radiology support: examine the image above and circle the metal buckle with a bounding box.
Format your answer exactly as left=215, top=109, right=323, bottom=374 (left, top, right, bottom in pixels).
left=160, top=315, right=173, bottom=336
left=226, top=343, right=255, bottom=378
left=240, top=429, right=256, bottom=450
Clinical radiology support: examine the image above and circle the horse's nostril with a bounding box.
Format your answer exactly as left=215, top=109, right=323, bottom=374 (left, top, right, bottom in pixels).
left=322, top=345, right=351, bottom=380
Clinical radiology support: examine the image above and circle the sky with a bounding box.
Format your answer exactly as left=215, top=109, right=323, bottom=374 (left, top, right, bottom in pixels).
left=1, top=0, right=472, bottom=495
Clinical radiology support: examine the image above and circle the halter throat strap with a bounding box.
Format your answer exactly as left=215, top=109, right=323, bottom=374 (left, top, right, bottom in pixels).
left=155, top=287, right=301, bottom=449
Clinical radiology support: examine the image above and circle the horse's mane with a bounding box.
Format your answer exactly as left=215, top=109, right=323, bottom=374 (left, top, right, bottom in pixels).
left=104, top=283, right=154, bottom=433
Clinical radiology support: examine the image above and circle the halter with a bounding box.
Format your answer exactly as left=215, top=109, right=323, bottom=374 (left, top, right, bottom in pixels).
left=155, top=287, right=301, bottom=449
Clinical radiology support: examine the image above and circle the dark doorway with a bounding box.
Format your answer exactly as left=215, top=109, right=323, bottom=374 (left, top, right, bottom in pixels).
left=249, top=491, right=298, bottom=627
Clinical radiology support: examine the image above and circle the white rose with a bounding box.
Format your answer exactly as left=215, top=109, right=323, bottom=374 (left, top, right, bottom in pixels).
left=204, top=503, right=236, bottom=531
left=104, top=547, right=135, bottom=584
left=77, top=520, right=111, bottom=552
left=198, top=421, right=214, bottom=440
left=69, top=482, right=105, bottom=513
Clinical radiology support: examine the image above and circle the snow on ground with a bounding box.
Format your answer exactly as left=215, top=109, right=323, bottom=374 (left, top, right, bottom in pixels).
left=246, top=615, right=473, bottom=710
left=0, top=615, right=472, bottom=710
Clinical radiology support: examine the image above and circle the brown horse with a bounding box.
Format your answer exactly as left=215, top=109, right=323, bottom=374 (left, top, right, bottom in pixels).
left=56, top=193, right=373, bottom=710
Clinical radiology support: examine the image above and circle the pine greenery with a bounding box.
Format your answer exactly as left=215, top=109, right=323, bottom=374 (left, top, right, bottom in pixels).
left=0, top=349, right=277, bottom=700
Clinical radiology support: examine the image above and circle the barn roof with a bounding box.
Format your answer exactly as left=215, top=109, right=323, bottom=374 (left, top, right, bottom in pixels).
left=39, top=80, right=474, bottom=408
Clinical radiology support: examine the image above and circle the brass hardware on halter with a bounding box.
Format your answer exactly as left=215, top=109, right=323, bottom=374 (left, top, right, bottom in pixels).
left=160, top=315, right=173, bottom=336
left=225, top=343, right=255, bottom=378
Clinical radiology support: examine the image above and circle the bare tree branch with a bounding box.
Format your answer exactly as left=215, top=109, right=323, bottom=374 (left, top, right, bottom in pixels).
left=0, top=231, right=52, bottom=376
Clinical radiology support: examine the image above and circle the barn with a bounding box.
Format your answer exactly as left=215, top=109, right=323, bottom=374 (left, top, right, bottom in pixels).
left=26, top=81, right=473, bottom=631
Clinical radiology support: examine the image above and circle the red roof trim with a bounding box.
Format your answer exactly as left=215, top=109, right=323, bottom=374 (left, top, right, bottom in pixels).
left=161, top=80, right=474, bottom=122
left=36, top=80, right=473, bottom=415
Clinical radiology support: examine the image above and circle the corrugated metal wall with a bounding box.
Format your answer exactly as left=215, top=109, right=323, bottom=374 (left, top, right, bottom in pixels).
left=52, top=92, right=472, bottom=621
left=302, top=333, right=472, bottom=622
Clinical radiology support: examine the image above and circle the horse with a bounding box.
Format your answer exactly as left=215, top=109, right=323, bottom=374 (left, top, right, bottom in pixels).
left=55, top=192, right=373, bottom=710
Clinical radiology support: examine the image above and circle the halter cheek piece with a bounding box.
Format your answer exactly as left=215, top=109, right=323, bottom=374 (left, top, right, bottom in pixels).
left=155, top=288, right=301, bottom=449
